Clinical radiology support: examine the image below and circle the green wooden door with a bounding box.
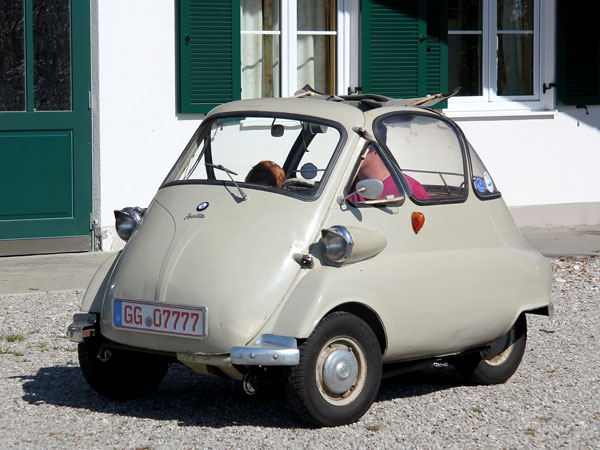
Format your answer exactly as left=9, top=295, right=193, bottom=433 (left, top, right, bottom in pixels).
left=0, top=0, right=92, bottom=255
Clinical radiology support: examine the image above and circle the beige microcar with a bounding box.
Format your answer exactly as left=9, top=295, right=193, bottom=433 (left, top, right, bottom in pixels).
left=68, top=91, right=553, bottom=427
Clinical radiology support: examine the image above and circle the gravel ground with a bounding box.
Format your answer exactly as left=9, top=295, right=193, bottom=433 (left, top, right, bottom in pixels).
left=0, top=257, right=598, bottom=449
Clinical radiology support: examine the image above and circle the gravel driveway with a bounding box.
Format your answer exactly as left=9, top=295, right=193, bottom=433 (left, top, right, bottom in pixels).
left=0, top=257, right=598, bottom=449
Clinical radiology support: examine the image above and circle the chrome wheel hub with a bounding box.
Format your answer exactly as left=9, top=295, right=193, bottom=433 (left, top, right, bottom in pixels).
left=482, top=327, right=516, bottom=366
left=322, top=348, right=359, bottom=394
left=315, top=336, right=367, bottom=406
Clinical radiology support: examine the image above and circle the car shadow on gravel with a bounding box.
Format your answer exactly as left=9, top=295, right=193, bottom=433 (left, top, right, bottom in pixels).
left=378, top=363, right=463, bottom=401
left=16, top=362, right=462, bottom=429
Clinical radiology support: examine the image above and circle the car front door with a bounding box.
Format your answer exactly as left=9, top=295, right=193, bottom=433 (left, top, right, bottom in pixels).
left=324, top=111, right=516, bottom=360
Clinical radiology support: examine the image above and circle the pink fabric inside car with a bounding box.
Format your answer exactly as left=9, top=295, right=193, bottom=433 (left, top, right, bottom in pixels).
left=404, top=174, right=429, bottom=200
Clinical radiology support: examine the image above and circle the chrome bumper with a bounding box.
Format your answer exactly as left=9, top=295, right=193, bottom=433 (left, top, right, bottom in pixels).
left=230, top=334, right=300, bottom=366
left=67, top=313, right=98, bottom=343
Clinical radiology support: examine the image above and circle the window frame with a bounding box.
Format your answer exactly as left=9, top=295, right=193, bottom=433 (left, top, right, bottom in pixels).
left=466, top=141, right=502, bottom=201
left=281, top=0, right=357, bottom=97
left=372, top=110, right=470, bottom=206
left=162, top=111, right=348, bottom=202
left=447, top=0, right=544, bottom=111
left=178, top=0, right=357, bottom=113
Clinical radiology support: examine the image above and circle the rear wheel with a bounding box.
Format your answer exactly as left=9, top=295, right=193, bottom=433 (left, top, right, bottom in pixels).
left=453, top=315, right=527, bottom=385
left=78, top=338, right=170, bottom=399
left=285, top=312, right=382, bottom=427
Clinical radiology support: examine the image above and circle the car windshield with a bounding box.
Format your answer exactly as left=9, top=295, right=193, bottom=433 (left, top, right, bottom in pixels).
left=163, top=115, right=343, bottom=199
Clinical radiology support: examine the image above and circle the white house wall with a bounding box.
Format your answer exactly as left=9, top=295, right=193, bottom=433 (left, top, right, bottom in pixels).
left=453, top=107, right=600, bottom=227
left=98, top=0, right=203, bottom=250
left=96, top=1, right=600, bottom=251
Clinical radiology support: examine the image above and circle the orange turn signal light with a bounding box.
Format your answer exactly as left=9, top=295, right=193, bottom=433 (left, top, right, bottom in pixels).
left=412, top=212, right=425, bottom=234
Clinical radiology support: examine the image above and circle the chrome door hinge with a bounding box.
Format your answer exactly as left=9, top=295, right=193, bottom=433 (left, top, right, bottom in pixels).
left=88, top=91, right=93, bottom=110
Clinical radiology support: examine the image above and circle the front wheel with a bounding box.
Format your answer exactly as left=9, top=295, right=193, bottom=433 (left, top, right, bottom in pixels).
left=78, top=339, right=170, bottom=399
left=285, top=312, right=382, bottom=427
left=453, top=314, right=527, bottom=385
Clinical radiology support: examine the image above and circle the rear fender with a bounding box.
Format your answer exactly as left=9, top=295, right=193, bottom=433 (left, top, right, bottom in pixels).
left=81, top=252, right=122, bottom=313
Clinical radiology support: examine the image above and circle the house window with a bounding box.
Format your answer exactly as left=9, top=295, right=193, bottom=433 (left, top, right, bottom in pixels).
left=179, top=0, right=349, bottom=113
left=241, top=0, right=336, bottom=99
left=448, top=0, right=539, bottom=106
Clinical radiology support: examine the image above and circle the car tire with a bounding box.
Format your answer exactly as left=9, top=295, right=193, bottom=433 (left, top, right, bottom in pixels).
left=453, top=314, right=527, bottom=385
left=78, top=338, right=170, bottom=399
left=285, top=312, right=382, bottom=427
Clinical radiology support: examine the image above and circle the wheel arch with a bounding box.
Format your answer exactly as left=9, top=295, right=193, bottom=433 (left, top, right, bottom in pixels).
left=328, top=302, right=387, bottom=355
left=81, top=251, right=122, bottom=313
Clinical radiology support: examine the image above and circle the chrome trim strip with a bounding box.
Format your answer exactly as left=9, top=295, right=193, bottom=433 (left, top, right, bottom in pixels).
left=230, top=334, right=300, bottom=366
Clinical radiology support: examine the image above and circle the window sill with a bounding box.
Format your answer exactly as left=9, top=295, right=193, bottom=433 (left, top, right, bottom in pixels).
left=443, top=109, right=557, bottom=121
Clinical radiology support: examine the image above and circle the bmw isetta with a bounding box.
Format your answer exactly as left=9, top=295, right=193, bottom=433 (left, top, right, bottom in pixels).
left=68, top=91, right=553, bottom=427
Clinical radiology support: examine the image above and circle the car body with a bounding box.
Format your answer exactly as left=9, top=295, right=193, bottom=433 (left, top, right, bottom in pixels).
left=68, top=92, right=553, bottom=427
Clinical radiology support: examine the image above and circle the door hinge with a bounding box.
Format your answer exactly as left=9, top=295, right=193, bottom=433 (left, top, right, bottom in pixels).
left=88, top=91, right=93, bottom=110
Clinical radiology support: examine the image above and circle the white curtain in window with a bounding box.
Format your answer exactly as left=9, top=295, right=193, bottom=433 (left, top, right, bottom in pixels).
left=241, top=0, right=279, bottom=99
left=297, top=0, right=329, bottom=92
left=497, top=0, right=532, bottom=95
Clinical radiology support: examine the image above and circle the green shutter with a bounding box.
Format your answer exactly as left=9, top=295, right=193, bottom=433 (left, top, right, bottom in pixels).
left=425, top=0, right=447, bottom=97
left=556, top=1, right=600, bottom=106
left=178, top=0, right=241, bottom=114
left=361, top=0, right=447, bottom=101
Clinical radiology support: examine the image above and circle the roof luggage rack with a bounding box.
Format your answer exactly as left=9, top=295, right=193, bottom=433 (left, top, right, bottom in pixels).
left=294, top=85, right=461, bottom=111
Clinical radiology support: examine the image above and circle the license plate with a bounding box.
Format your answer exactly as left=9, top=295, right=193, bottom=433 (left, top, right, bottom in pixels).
left=113, top=299, right=207, bottom=338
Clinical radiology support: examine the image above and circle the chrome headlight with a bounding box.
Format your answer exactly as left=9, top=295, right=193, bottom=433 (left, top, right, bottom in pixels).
left=321, top=226, right=354, bottom=263
left=114, top=206, right=146, bottom=241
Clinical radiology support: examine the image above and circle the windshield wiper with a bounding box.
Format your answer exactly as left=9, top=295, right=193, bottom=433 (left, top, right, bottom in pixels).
left=205, top=163, right=248, bottom=201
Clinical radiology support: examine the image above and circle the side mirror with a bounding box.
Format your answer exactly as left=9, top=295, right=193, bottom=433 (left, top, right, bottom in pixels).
left=337, top=179, right=384, bottom=205
left=354, top=179, right=384, bottom=200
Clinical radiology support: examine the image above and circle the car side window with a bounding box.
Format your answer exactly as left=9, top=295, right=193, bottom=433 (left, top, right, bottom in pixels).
left=376, top=114, right=467, bottom=203
left=346, top=144, right=405, bottom=205
left=468, top=141, right=501, bottom=199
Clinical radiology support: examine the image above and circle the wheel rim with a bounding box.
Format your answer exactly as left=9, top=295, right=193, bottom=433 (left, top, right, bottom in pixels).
left=315, top=336, right=367, bottom=406
left=481, top=326, right=516, bottom=366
